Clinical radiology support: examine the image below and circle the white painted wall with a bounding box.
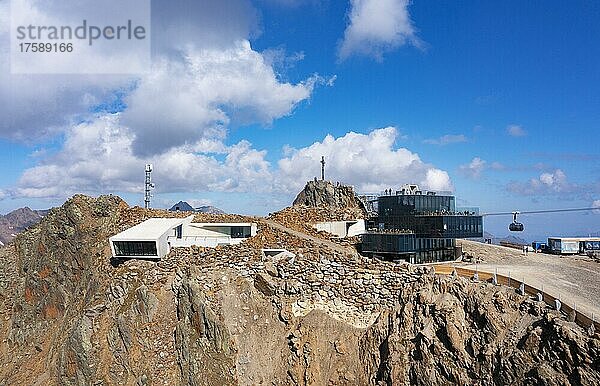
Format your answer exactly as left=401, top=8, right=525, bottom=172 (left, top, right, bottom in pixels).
left=314, top=220, right=365, bottom=238
left=347, top=220, right=366, bottom=237
left=111, top=219, right=257, bottom=259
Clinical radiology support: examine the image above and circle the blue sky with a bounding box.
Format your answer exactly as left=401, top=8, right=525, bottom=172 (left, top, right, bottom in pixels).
left=0, top=0, right=599, bottom=241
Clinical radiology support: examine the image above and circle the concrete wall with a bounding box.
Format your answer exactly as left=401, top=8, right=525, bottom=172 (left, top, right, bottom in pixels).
left=168, top=223, right=257, bottom=248
left=157, top=233, right=171, bottom=258
left=169, top=236, right=246, bottom=248
left=314, top=220, right=365, bottom=238
left=347, top=220, right=366, bottom=237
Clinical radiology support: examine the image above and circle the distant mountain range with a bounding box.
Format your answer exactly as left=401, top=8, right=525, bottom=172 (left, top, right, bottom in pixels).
left=0, top=207, right=49, bottom=245
left=469, top=231, right=529, bottom=246
left=168, top=201, right=226, bottom=214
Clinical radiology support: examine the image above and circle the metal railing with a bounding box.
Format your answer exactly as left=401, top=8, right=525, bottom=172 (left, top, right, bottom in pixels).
left=432, top=265, right=600, bottom=332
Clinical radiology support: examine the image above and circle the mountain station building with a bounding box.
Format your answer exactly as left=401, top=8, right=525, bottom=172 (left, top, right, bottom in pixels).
left=361, top=184, right=483, bottom=264
left=109, top=216, right=257, bottom=259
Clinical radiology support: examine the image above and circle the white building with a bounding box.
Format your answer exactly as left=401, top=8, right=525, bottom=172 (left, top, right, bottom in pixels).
left=547, top=237, right=600, bottom=255
left=109, top=216, right=257, bottom=259
left=313, top=220, right=365, bottom=238
left=169, top=222, right=258, bottom=248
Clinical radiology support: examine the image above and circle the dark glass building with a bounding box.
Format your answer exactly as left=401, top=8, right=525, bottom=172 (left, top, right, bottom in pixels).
left=361, top=187, right=483, bottom=263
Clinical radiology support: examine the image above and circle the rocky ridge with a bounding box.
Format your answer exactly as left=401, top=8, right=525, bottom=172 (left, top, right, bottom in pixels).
left=293, top=180, right=365, bottom=212
left=0, top=206, right=49, bottom=245
left=0, top=194, right=599, bottom=385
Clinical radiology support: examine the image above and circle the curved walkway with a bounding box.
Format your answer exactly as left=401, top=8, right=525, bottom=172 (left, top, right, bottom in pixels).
left=457, top=240, right=600, bottom=320
left=260, top=219, right=357, bottom=256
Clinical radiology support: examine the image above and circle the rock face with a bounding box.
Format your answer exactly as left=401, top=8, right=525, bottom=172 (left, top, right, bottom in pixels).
left=361, top=275, right=600, bottom=385
left=0, top=194, right=599, bottom=385
left=293, top=180, right=362, bottom=210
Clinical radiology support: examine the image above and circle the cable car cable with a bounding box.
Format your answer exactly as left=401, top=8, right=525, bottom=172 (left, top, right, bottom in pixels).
left=481, top=207, right=598, bottom=217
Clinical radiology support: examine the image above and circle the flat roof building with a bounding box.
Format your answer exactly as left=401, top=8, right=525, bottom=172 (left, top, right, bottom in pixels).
left=361, top=185, right=483, bottom=264
left=547, top=237, right=600, bottom=255
left=109, top=216, right=257, bottom=260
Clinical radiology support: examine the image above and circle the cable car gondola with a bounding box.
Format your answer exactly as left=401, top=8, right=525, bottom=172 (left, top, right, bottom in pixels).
left=482, top=206, right=597, bottom=233
left=509, top=212, right=524, bottom=232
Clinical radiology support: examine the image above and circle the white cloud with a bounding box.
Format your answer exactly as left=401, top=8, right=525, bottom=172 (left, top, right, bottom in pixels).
left=186, top=198, right=214, bottom=208
left=425, top=169, right=453, bottom=193
left=277, top=127, right=453, bottom=193
left=490, top=162, right=505, bottom=170
left=507, top=169, right=573, bottom=196
left=9, top=123, right=453, bottom=200
left=339, top=0, right=422, bottom=60
left=262, top=46, right=306, bottom=77
left=10, top=114, right=274, bottom=199
left=122, top=40, right=320, bottom=155
left=593, top=200, right=600, bottom=215
left=1, top=0, right=321, bottom=154
left=459, top=157, right=487, bottom=179
left=423, top=134, right=467, bottom=146
left=507, top=124, right=527, bottom=137
left=0, top=0, right=138, bottom=140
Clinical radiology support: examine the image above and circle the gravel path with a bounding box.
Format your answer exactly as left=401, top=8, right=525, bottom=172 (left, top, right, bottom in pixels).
left=457, top=240, right=600, bottom=319
left=261, top=219, right=357, bottom=256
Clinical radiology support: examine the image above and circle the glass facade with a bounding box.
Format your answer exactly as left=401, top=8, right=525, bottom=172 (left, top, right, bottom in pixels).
left=584, top=241, right=600, bottom=251
left=376, top=215, right=482, bottom=238
left=230, top=226, right=252, bottom=238
left=361, top=233, right=416, bottom=255
left=362, top=233, right=457, bottom=264
left=378, top=194, right=455, bottom=217
left=362, top=192, right=483, bottom=263
left=113, top=241, right=158, bottom=257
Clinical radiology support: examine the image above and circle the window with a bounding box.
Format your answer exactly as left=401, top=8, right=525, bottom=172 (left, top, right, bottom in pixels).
left=231, top=226, right=250, bottom=238
left=113, top=241, right=158, bottom=257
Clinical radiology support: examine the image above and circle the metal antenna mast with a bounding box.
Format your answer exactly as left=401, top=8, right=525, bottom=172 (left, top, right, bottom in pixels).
left=144, top=164, right=155, bottom=209
left=321, top=156, right=325, bottom=181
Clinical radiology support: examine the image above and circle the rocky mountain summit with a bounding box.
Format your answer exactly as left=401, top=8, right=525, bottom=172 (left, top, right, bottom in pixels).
left=169, top=201, right=226, bottom=214
left=0, top=206, right=48, bottom=245
left=0, top=194, right=599, bottom=385
left=169, top=201, right=196, bottom=212
left=293, top=180, right=364, bottom=211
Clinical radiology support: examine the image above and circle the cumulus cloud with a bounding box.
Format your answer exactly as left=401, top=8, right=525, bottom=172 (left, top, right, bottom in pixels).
left=1, top=0, right=319, bottom=154
left=122, top=40, right=321, bottom=155
left=277, top=127, right=453, bottom=193
left=186, top=198, right=214, bottom=208
left=490, top=162, right=505, bottom=171
left=507, top=169, right=573, bottom=196
left=459, top=157, right=487, bottom=179
left=0, top=0, right=137, bottom=140
left=8, top=123, right=453, bottom=200
left=150, top=0, right=259, bottom=53
left=507, top=124, right=527, bottom=137
left=9, top=114, right=273, bottom=199
left=423, top=134, right=467, bottom=146
left=338, top=0, right=422, bottom=60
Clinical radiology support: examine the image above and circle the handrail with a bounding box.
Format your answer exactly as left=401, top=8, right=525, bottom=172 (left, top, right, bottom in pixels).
left=433, top=265, right=600, bottom=332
